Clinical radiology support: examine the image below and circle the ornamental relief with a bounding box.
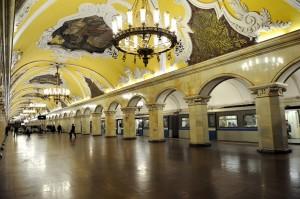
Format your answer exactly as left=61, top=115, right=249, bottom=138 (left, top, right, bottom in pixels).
left=255, top=87, right=285, bottom=98
left=189, top=0, right=291, bottom=40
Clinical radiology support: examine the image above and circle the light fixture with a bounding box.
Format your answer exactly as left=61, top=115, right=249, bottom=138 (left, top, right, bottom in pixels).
left=29, top=103, right=46, bottom=108
left=111, top=0, right=181, bottom=67
left=42, top=63, right=70, bottom=104
left=23, top=109, right=36, bottom=114
left=137, top=100, right=144, bottom=111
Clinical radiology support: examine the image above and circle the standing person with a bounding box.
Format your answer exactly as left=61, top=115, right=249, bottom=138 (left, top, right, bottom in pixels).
left=26, top=127, right=31, bottom=138
left=5, top=125, right=10, bottom=137
left=57, top=125, right=62, bottom=134
left=286, top=120, right=292, bottom=139
left=69, top=124, right=76, bottom=139
left=14, top=126, right=18, bottom=137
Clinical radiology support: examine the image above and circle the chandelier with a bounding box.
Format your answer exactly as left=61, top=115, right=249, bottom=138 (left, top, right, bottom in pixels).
left=111, top=0, right=179, bottom=67
left=42, top=63, right=70, bottom=104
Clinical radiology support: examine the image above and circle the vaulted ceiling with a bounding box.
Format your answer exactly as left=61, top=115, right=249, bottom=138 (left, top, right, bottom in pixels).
left=10, top=0, right=300, bottom=117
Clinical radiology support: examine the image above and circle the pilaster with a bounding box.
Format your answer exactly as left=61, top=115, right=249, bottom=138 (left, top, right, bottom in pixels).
left=185, top=95, right=211, bottom=147
left=92, top=113, right=102, bottom=136
left=121, top=107, right=137, bottom=140
left=104, top=111, right=117, bottom=138
left=250, top=83, right=291, bottom=153
left=146, top=104, right=165, bottom=142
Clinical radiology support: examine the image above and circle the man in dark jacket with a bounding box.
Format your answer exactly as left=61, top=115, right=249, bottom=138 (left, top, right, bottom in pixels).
left=69, top=124, right=76, bottom=139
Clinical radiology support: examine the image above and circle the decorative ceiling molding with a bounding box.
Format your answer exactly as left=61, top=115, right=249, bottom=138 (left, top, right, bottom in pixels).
left=188, top=0, right=291, bottom=40
left=14, top=0, right=56, bottom=46
left=286, top=0, right=300, bottom=10
left=14, top=0, right=38, bottom=31
left=11, top=50, right=23, bottom=69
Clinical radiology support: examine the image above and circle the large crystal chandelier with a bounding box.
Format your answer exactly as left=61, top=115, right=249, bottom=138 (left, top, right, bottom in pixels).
left=111, top=0, right=179, bottom=67
left=42, top=63, right=70, bottom=104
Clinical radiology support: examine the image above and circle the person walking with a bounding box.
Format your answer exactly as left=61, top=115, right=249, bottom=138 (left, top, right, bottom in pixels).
left=57, top=125, right=62, bottom=134
left=69, top=124, right=76, bottom=139
left=5, top=125, right=10, bottom=137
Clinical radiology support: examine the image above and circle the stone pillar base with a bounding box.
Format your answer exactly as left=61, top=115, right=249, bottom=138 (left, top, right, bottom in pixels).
left=190, top=143, right=211, bottom=147
left=105, top=135, right=116, bottom=138
left=123, top=137, right=136, bottom=140
left=149, top=139, right=166, bottom=143
left=257, top=148, right=292, bottom=154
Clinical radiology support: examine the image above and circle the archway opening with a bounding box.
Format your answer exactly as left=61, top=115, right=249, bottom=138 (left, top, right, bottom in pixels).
left=156, top=89, right=188, bottom=139
left=200, top=77, right=255, bottom=143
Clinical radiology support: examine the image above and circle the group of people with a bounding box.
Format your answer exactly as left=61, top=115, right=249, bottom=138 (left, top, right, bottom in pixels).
left=51, top=124, right=76, bottom=139
left=3, top=124, right=77, bottom=140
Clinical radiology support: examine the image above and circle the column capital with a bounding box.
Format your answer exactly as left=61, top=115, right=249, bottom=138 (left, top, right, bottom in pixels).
left=250, top=83, right=287, bottom=98
left=121, top=107, right=136, bottom=113
left=104, top=110, right=116, bottom=116
left=146, top=103, right=165, bottom=111
left=184, top=95, right=210, bottom=105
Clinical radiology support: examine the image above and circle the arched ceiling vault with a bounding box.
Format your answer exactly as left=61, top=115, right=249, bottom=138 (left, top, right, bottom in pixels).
left=11, top=0, right=300, bottom=118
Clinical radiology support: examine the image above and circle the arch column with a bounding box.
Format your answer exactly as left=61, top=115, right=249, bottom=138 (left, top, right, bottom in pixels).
left=74, top=116, right=81, bottom=134
left=185, top=95, right=211, bottom=147
left=82, top=115, right=90, bottom=135
left=104, top=111, right=116, bottom=137
left=122, top=107, right=137, bottom=140
left=147, top=104, right=165, bottom=142
left=92, top=113, right=102, bottom=136
left=251, top=83, right=291, bottom=153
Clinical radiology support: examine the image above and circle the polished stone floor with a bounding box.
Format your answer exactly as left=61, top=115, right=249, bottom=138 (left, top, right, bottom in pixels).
left=0, top=134, right=300, bottom=199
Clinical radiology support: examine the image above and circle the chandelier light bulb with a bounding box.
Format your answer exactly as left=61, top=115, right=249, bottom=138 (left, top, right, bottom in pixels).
left=153, top=9, right=160, bottom=25
left=127, top=10, right=133, bottom=26
left=140, top=8, right=146, bottom=24
left=116, top=15, right=123, bottom=30
left=170, top=18, right=177, bottom=33
left=112, top=19, right=118, bottom=34
left=164, top=12, right=170, bottom=28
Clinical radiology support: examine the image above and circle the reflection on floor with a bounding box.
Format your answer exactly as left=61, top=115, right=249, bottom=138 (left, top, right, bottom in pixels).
left=0, top=134, right=300, bottom=199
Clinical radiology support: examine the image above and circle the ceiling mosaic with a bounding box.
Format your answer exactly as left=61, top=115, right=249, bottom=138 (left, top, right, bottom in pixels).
left=29, top=74, right=62, bottom=85
left=10, top=0, right=300, bottom=117
left=49, top=15, right=113, bottom=54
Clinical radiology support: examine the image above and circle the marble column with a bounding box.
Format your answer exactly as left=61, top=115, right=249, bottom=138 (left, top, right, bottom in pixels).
left=74, top=116, right=81, bottom=134
left=104, top=111, right=116, bottom=138
left=251, top=83, right=291, bottom=153
left=92, top=113, right=102, bottom=136
left=147, top=104, right=165, bottom=142
left=82, top=115, right=90, bottom=135
left=185, top=95, right=211, bottom=147
left=0, top=113, right=6, bottom=139
left=122, top=107, right=137, bottom=140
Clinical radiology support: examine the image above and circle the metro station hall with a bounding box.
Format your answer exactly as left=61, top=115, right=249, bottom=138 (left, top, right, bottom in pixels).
left=1, top=0, right=300, bottom=198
